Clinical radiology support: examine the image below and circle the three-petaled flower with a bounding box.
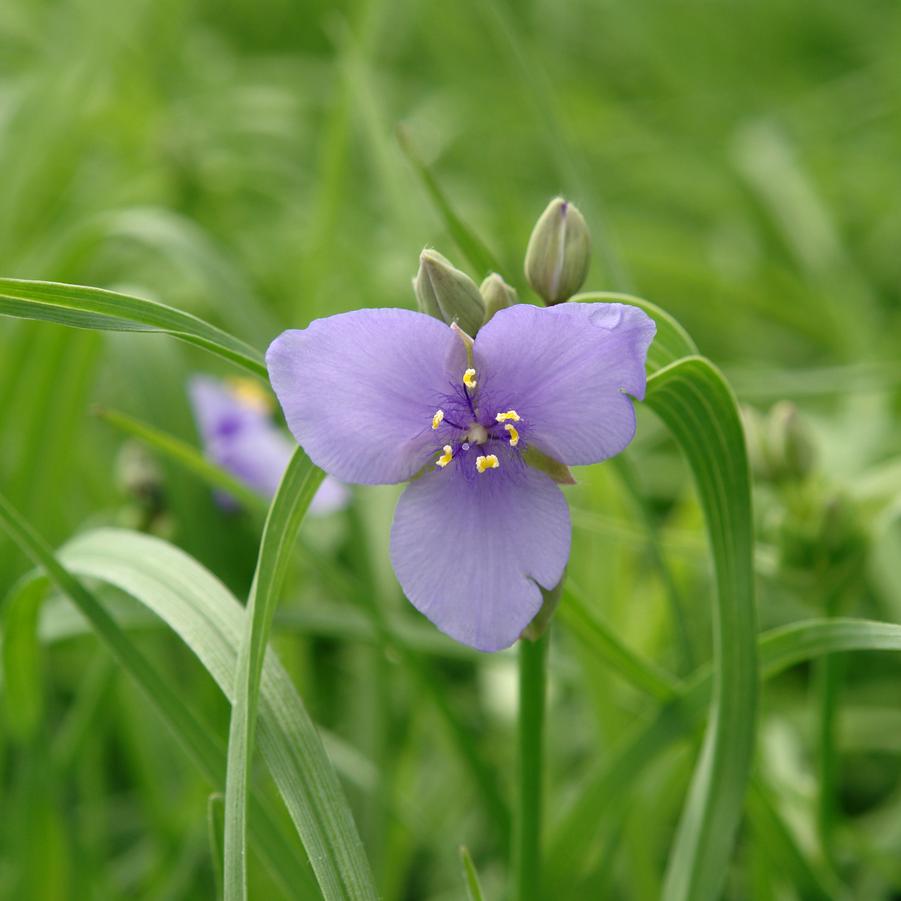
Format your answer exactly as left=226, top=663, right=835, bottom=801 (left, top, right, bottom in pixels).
left=267, top=301, right=655, bottom=651
left=188, top=375, right=348, bottom=515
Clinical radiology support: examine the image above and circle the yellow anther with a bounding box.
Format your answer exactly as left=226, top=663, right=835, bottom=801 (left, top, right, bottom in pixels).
left=463, top=368, right=478, bottom=389
left=495, top=409, right=521, bottom=423
left=227, top=377, right=273, bottom=413
left=431, top=409, right=445, bottom=430
left=475, top=454, right=499, bottom=473
left=436, top=445, right=454, bottom=468
left=505, top=423, right=520, bottom=447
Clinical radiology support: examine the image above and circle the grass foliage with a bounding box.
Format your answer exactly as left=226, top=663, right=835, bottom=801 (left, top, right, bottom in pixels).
left=1, top=0, right=901, bottom=898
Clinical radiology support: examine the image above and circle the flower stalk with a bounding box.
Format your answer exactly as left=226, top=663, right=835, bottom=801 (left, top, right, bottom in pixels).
left=513, top=628, right=549, bottom=901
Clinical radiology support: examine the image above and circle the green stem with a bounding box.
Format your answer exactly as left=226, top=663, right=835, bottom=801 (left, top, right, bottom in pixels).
left=514, top=630, right=549, bottom=901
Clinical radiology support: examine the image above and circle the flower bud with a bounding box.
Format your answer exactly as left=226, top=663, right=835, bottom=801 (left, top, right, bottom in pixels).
left=479, top=273, right=517, bottom=324
left=767, top=401, right=816, bottom=482
left=524, top=197, right=591, bottom=305
left=740, top=405, right=770, bottom=481
left=413, top=249, right=485, bottom=336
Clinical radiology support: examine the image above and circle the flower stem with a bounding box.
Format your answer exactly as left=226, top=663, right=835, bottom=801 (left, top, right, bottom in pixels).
left=513, top=629, right=548, bottom=901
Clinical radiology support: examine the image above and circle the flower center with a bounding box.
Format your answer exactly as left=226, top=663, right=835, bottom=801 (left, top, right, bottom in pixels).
left=466, top=423, right=488, bottom=445
left=428, top=367, right=522, bottom=474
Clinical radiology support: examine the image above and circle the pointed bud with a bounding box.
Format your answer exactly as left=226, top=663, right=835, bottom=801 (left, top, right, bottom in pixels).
left=479, top=273, right=517, bottom=324
left=767, top=401, right=816, bottom=482
left=740, top=405, right=770, bottom=481
left=413, top=249, right=485, bottom=336
left=524, top=197, right=591, bottom=305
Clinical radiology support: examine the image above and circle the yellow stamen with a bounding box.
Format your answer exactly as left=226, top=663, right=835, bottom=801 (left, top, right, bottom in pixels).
left=495, top=409, right=521, bottom=423
left=463, top=368, right=478, bottom=389
left=227, top=377, right=273, bottom=413
left=475, top=454, right=499, bottom=473
left=505, top=423, right=520, bottom=447
left=436, top=445, right=453, bottom=468
left=431, top=409, right=445, bottom=430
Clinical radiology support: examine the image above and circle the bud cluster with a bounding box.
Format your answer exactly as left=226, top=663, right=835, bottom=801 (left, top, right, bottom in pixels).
left=742, top=401, right=816, bottom=485
left=411, top=196, right=592, bottom=334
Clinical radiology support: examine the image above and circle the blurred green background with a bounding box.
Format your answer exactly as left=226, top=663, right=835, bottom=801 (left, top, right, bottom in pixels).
left=2, top=0, right=901, bottom=898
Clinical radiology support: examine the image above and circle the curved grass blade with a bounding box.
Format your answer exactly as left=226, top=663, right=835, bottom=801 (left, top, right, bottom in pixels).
left=0, top=491, right=315, bottom=898
left=0, top=278, right=266, bottom=378
left=53, top=525, right=377, bottom=901
left=644, top=356, right=757, bottom=901
left=223, top=450, right=332, bottom=901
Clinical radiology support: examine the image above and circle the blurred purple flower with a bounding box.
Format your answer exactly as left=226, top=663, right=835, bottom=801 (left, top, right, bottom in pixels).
left=188, top=376, right=348, bottom=515
left=267, top=303, right=654, bottom=651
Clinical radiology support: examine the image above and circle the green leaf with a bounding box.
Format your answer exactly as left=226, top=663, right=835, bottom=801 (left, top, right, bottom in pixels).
left=223, top=449, right=332, bottom=901
left=0, top=278, right=266, bottom=378
left=61, top=526, right=376, bottom=901
left=644, top=356, right=757, bottom=901
left=0, top=490, right=315, bottom=898
left=460, top=845, right=487, bottom=901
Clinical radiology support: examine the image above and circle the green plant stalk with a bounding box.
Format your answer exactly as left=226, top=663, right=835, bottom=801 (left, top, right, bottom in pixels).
left=514, top=629, right=549, bottom=901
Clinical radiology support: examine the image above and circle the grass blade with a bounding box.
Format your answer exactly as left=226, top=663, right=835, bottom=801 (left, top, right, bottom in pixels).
left=0, top=278, right=266, bottom=377
left=460, top=846, right=487, bottom=901
left=223, top=450, right=329, bottom=901
left=644, top=356, right=757, bottom=901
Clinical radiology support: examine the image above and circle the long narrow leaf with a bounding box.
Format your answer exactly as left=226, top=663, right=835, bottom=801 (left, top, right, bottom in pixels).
left=644, top=356, right=757, bottom=901
left=52, top=526, right=377, bottom=901
left=223, top=450, right=330, bottom=901
left=0, top=278, right=266, bottom=377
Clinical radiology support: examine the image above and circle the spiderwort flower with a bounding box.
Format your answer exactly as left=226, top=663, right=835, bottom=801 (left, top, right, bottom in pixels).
left=188, top=376, right=348, bottom=514
left=266, top=301, right=655, bottom=651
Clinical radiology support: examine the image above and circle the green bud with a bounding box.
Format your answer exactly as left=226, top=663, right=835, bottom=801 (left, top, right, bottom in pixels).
left=740, top=405, right=770, bottom=481
left=524, top=197, right=591, bottom=305
left=767, top=401, right=816, bottom=482
left=479, top=272, right=517, bottom=324
left=413, top=249, right=485, bottom=336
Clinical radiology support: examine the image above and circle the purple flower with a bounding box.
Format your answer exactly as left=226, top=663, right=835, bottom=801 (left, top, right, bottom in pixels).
left=188, top=376, right=349, bottom=515
left=266, top=302, right=655, bottom=651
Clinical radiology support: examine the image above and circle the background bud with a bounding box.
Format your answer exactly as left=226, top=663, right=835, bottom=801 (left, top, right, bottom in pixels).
left=479, top=272, right=517, bottom=324
left=767, top=401, right=816, bottom=482
left=413, top=249, right=485, bottom=336
left=524, top=197, right=591, bottom=304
